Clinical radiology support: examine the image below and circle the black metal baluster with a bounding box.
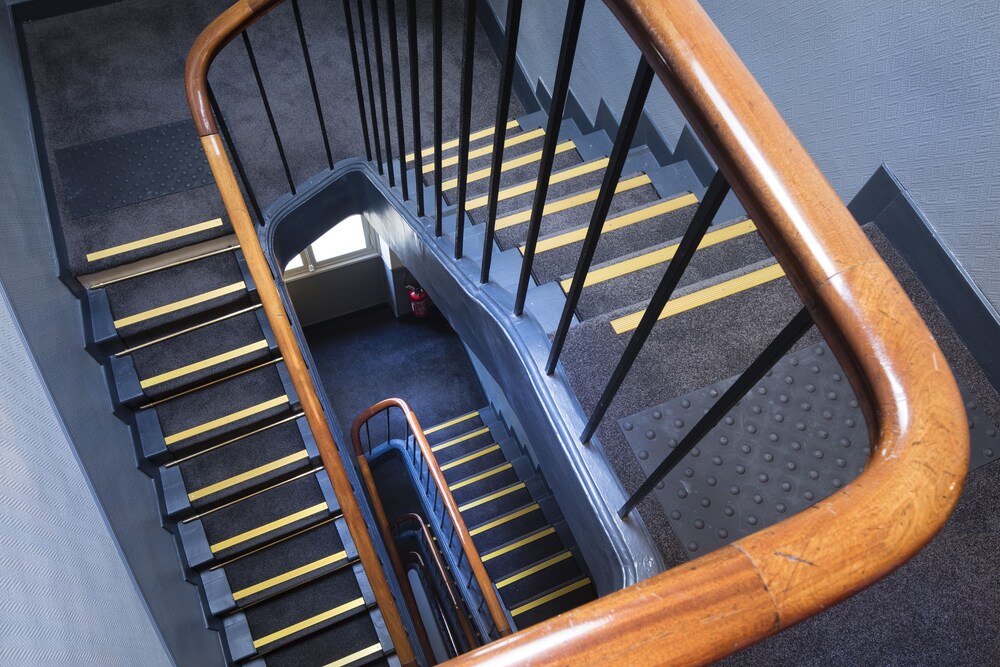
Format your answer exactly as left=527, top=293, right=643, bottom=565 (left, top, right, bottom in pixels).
left=480, top=0, right=523, bottom=283
left=356, top=0, right=383, bottom=172
left=291, top=0, right=333, bottom=169
left=343, top=0, right=373, bottom=161
left=243, top=32, right=296, bottom=194
left=406, top=0, right=425, bottom=216
left=386, top=0, right=408, bottom=199
left=369, top=0, right=395, bottom=187
left=514, top=0, right=586, bottom=315
left=432, top=0, right=444, bottom=236
left=546, top=59, right=653, bottom=374
left=581, top=170, right=730, bottom=443
left=452, top=0, right=478, bottom=259
left=207, top=83, right=263, bottom=224
left=619, top=307, right=814, bottom=518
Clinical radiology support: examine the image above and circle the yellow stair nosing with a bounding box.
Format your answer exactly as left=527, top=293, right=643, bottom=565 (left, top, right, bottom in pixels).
left=322, top=643, right=384, bottom=667
left=495, top=173, right=651, bottom=231
left=443, top=140, right=577, bottom=192
left=232, top=550, right=348, bottom=601
left=510, top=577, right=592, bottom=617
left=164, top=395, right=289, bottom=446
left=439, top=444, right=500, bottom=472
left=86, top=218, right=224, bottom=262
left=458, top=482, right=526, bottom=513
left=610, top=262, right=786, bottom=334
left=113, top=281, right=246, bottom=329
left=438, top=127, right=545, bottom=170
left=481, top=526, right=556, bottom=562
left=468, top=503, right=540, bottom=537
left=448, top=463, right=512, bottom=492
left=424, top=410, right=479, bottom=435
left=495, top=551, right=574, bottom=589
left=140, top=340, right=270, bottom=389
left=211, top=501, right=329, bottom=554
left=466, top=154, right=609, bottom=211
left=252, top=597, right=366, bottom=648
left=405, top=119, right=519, bottom=162
left=188, top=449, right=310, bottom=502
left=431, top=426, right=490, bottom=453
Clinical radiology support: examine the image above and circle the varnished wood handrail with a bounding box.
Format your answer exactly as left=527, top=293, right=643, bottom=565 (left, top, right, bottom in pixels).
left=185, top=4, right=416, bottom=666
left=351, top=398, right=513, bottom=639
left=444, top=1, right=969, bottom=665
left=394, top=512, right=480, bottom=651
left=186, top=0, right=969, bottom=664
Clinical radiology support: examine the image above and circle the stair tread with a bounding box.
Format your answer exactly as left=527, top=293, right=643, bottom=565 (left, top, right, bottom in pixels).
left=468, top=502, right=548, bottom=553
left=422, top=410, right=484, bottom=446
left=439, top=443, right=508, bottom=482
left=448, top=462, right=521, bottom=503
left=252, top=610, right=387, bottom=667
left=494, top=549, right=583, bottom=608
left=428, top=426, right=495, bottom=464
left=480, top=525, right=566, bottom=581
left=448, top=143, right=583, bottom=211
left=509, top=575, right=596, bottom=629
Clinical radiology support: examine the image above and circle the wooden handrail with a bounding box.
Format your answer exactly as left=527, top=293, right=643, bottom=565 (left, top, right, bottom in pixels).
left=443, top=1, right=970, bottom=664
left=393, top=512, right=480, bottom=651
left=184, top=5, right=416, bottom=666
left=351, top=399, right=513, bottom=639
left=186, top=0, right=969, bottom=663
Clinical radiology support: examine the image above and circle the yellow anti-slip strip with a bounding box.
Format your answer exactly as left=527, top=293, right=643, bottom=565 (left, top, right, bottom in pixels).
left=459, top=482, right=526, bottom=513
left=469, top=504, right=540, bottom=537
left=495, top=174, right=651, bottom=231
left=164, top=395, right=289, bottom=446
left=188, top=450, right=309, bottom=502
left=424, top=410, right=479, bottom=435
left=140, top=340, right=269, bottom=389
left=561, top=219, right=758, bottom=291
left=532, top=193, right=700, bottom=255
left=611, top=262, right=786, bottom=334
left=232, top=550, right=347, bottom=601
left=86, top=218, right=224, bottom=262
left=496, top=551, right=574, bottom=589
left=510, top=578, right=592, bottom=617
left=323, top=643, right=383, bottom=667
left=212, top=502, right=329, bottom=554
left=253, top=597, right=365, bottom=648
left=467, top=155, right=608, bottom=211
left=442, top=140, right=576, bottom=191
left=439, top=128, right=545, bottom=170
left=406, top=119, right=519, bottom=162
left=481, top=527, right=555, bottom=563
left=449, top=463, right=512, bottom=492
left=113, top=282, right=246, bottom=329
left=439, top=444, right=500, bottom=472
left=431, top=426, right=490, bottom=453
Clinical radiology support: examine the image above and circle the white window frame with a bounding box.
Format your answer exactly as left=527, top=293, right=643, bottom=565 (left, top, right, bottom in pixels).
left=283, top=214, right=380, bottom=281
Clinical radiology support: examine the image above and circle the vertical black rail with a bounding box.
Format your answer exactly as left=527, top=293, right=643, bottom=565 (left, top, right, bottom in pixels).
left=369, top=0, right=395, bottom=187
left=386, top=0, right=409, bottom=200
left=480, top=0, right=523, bottom=283
left=513, top=0, right=587, bottom=315
left=291, top=0, right=333, bottom=169
left=619, top=308, right=814, bottom=517
left=243, top=32, right=296, bottom=195
left=452, top=0, right=478, bottom=259
left=545, top=59, right=654, bottom=374
left=356, top=0, right=383, bottom=172
left=406, top=0, right=425, bottom=216
left=343, top=0, right=373, bottom=162
left=207, top=84, right=263, bottom=225
left=581, top=170, right=731, bottom=443
left=432, top=0, right=444, bottom=236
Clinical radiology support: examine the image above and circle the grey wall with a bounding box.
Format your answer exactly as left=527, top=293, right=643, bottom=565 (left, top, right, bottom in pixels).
left=487, top=0, right=1000, bottom=311
left=286, top=255, right=388, bottom=327
left=0, top=6, right=222, bottom=665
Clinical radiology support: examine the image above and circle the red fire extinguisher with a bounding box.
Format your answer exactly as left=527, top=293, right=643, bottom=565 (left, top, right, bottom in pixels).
left=404, top=273, right=430, bottom=319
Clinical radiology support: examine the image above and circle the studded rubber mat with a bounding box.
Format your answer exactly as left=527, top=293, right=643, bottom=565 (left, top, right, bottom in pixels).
left=620, top=341, right=870, bottom=557
left=55, top=120, right=214, bottom=219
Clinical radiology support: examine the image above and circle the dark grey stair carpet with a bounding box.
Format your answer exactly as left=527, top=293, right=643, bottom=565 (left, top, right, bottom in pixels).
left=129, top=308, right=271, bottom=400
left=200, top=472, right=329, bottom=560
left=511, top=576, right=596, bottom=629
left=568, top=220, right=771, bottom=321
left=437, top=128, right=547, bottom=192
left=480, top=526, right=565, bottom=579
left=448, top=463, right=522, bottom=505
left=256, top=611, right=384, bottom=667
left=420, top=121, right=526, bottom=188
left=459, top=482, right=534, bottom=526
left=440, top=445, right=508, bottom=483
left=221, top=520, right=348, bottom=608
left=176, top=418, right=310, bottom=509
left=497, top=550, right=583, bottom=605
left=529, top=195, right=700, bottom=286
left=431, top=428, right=495, bottom=465
left=468, top=504, right=547, bottom=553
left=422, top=413, right=486, bottom=447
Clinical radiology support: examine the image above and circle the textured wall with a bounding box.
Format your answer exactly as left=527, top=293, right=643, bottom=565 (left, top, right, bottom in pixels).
left=487, top=0, right=1000, bottom=310
left=0, top=6, right=223, bottom=665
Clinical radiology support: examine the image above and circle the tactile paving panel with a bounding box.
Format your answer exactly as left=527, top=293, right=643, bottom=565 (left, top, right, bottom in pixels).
left=620, top=342, right=869, bottom=557
left=964, top=385, right=1000, bottom=471
left=55, top=120, right=214, bottom=219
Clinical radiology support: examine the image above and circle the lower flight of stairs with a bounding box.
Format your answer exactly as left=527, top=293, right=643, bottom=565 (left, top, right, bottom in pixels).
left=82, top=235, right=403, bottom=666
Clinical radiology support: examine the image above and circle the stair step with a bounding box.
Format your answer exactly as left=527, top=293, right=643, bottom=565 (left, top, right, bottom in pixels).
left=447, top=461, right=522, bottom=504
left=119, top=307, right=275, bottom=402
left=436, top=126, right=548, bottom=186
left=137, top=361, right=298, bottom=461
left=438, top=443, right=508, bottom=483
left=163, top=416, right=316, bottom=515
left=528, top=191, right=700, bottom=285
left=480, top=524, right=566, bottom=580
left=100, top=248, right=254, bottom=342
left=508, top=575, right=596, bottom=629
left=467, top=502, right=548, bottom=554
left=244, top=608, right=395, bottom=667
left=457, top=481, right=532, bottom=526
left=179, top=470, right=339, bottom=567
left=232, top=563, right=372, bottom=658
left=428, top=425, right=494, bottom=465
left=205, top=518, right=356, bottom=615
left=421, top=409, right=483, bottom=446
left=567, top=217, right=771, bottom=321
left=494, top=549, right=583, bottom=608
left=410, top=118, right=521, bottom=166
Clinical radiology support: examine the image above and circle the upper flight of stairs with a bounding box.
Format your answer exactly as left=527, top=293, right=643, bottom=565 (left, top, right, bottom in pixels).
left=81, top=230, right=403, bottom=665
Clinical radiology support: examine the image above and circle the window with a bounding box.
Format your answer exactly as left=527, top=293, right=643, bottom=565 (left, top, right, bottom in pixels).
left=283, top=215, right=378, bottom=278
